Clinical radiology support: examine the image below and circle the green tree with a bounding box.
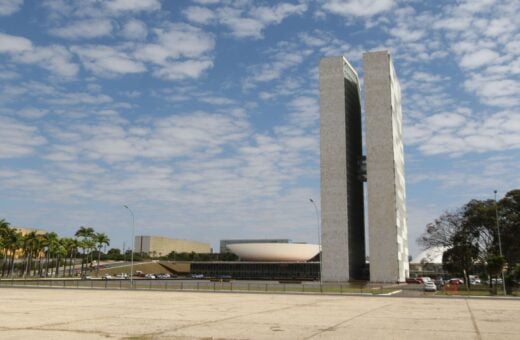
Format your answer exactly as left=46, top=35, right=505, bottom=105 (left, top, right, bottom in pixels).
left=418, top=189, right=520, bottom=294
left=0, top=219, right=11, bottom=275
left=487, top=255, right=506, bottom=286
left=75, top=226, right=95, bottom=276
left=94, top=232, right=110, bottom=276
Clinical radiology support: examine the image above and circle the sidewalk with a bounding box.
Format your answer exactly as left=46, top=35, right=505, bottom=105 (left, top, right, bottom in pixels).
left=1, top=287, right=519, bottom=339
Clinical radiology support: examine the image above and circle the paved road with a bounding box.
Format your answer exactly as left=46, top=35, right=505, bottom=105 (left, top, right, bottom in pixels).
left=1, top=287, right=519, bottom=339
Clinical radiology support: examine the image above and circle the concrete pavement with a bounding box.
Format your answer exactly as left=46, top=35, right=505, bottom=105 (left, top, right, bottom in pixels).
left=0, top=287, right=519, bottom=339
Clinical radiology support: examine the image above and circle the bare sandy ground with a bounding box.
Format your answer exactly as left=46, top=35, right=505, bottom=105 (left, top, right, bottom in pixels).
left=0, top=287, right=519, bottom=339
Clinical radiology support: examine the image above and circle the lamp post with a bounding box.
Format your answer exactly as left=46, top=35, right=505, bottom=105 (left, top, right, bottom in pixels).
left=493, top=190, right=507, bottom=296
left=124, top=205, right=135, bottom=287
left=309, top=198, right=322, bottom=285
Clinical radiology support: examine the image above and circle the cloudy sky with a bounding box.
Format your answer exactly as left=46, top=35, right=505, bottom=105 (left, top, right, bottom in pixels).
left=0, top=0, right=519, bottom=257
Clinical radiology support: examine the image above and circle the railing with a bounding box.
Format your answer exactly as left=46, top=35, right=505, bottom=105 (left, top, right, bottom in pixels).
left=0, top=278, right=397, bottom=295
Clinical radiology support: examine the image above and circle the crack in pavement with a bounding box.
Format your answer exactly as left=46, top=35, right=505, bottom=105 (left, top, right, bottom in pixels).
left=465, top=299, right=482, bottom=340
left=134, top=297, right=339, bottom=338
left=303, top=302, right=394, bottom=339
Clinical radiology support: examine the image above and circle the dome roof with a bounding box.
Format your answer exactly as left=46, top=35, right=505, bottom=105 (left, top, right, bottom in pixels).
left=226, top=243, right=320, bottom=262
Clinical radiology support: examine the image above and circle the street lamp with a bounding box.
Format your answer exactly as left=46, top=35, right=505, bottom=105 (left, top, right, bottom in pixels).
left=309, top=198, right=322, bottom=285
left=493, top=190, right=507, bottom=296
left=124, top=205, right=135, bottom=287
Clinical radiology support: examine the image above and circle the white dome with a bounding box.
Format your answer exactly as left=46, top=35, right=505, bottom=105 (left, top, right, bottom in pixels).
left=226, top=243, right=320, bottom=262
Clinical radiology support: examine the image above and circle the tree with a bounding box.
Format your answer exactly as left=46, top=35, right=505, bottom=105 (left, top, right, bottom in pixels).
left=75, top=226, right=95, bottom=276
left=418, top=189, right=520, bottom=293
left=0, top=219, right=11, bottom=276
left=94, top=232, right=110, bottom=276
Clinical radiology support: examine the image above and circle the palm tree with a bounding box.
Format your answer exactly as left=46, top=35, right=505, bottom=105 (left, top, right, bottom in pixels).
left=5, top=229, right=21, bottom=277
left=0, top=219, right=11, bottom=276
left=94, top=232, right=110, bottom=276
left=22, top=231, right=38, bottom=277
left=44, top=233, right=59, bottom=277
left=64, top=238, right=80, bottom=276
left=75, top=226, right=95, bottom=276
left=54, top=241, right=67, bottom=277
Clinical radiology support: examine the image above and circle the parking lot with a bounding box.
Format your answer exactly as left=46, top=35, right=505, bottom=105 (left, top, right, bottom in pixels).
left=1, top=287, right=519, bottom=339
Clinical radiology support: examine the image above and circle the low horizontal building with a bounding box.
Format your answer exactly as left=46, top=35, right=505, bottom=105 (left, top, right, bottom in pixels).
left=134, top=235, right=211, bottom=256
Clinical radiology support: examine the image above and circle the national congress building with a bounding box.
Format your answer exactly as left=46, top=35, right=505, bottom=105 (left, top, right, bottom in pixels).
left=320, top=50, right=409, bottom=283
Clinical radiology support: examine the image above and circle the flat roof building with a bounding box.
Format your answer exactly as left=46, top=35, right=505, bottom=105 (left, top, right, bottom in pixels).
left=134, top=235, right=211, bottom=256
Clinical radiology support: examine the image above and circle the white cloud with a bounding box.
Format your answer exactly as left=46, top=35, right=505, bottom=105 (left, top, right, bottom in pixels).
left=192, top=0, right=220, bottom=4
left=135, top=24, right=215, bottom=63
left=322, top=0, right=395, bottom=18
left=153, top=59, right=214, bottom=80
left=0, top=34, right=78, bottom=77
left=184, top=3, right=307, bottom=39
left=0, top=116, right=46, bottom=158
left=0, top=0, right=23, bottom=16
left=50, top=19, right=113, bottom=40
left=183, top=6, right=215, bottom=25
left=133, top=24, right=215, bottom=80
left=46, top=92, right=113, bottom=106
left=105, top=0, right=160, bottom=13
left=0, top=32, right=32, bottom=53
left=406, top=109, right=520, bottom=155
left=250, top=3, right=307, bottom=25
left=121, top=19, right=148, bottom=40
left=459, top=49, right=500, bottom=69
left=18, top=45, right=79, bottom=77
left=17, top=107, right=49, bottom=119
left=71, top=45, right=146, bottom=76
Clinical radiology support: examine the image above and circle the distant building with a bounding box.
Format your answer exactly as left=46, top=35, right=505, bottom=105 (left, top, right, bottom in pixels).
left=10, top=227, right=47, bottom=259
left=220, top=239, right=289, bottom=253
left=409, top=247, right=447, bottom=275
left=134, top=236, right=211, bottom=256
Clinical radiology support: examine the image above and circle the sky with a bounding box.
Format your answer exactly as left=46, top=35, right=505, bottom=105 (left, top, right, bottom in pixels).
left=0, top=0, right=519, bottom=258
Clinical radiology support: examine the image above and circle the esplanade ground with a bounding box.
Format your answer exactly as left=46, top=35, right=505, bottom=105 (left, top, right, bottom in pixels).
left=1, top=287, right=519, bottom=339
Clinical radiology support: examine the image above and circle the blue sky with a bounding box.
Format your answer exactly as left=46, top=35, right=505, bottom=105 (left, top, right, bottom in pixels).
left=0, top=0, right=519, bottom=257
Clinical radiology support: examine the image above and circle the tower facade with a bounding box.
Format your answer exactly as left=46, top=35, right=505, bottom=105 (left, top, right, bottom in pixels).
left=319, top=57, right=366, bottom=282
left=364, top=50, right=409, bottom=282
left=319, top=51, right=408, bottom=283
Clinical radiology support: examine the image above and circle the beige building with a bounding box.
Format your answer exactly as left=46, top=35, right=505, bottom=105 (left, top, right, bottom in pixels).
left=134, top=236, right=211, bottom=256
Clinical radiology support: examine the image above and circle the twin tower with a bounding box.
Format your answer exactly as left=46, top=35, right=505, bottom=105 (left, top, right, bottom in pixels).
left=320, top=51, right=409, bottom=283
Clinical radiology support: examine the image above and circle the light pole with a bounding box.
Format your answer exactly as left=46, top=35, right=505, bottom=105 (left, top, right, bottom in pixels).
left=493, top=190, right=507, bottom=296
left=124, top=205, right=135, bottom=287
left=309, top=198, right=322, bottom=285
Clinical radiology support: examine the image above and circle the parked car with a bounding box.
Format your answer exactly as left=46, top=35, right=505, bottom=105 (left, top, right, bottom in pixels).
left=115, top=273, right=128, bottom=279
left=424, top=281, right=437, bottom=292
left=102, top=274, right=113, bottom=280
left=470, top=278, right=481, bottom=285
left=156, top=273, right=171, bottom=279
left=144, top=274, right=156, bottom=279
left=434, top=278, right=444, bottom=288
left=406, top=278, right=422, bottom=284
left=191, top=273, right=204, bottom=279
left=418, top=276, right=432, bottom=283
left=449, top=278, right=464, bottom=285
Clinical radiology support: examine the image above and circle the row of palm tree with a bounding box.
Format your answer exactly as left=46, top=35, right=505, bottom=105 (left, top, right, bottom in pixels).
left=0, top=219, right=110, bottom=278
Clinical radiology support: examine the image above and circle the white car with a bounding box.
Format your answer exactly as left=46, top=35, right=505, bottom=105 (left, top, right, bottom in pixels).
left=424, top=281, right=437, bottom=292
left=144, top=274, right=156, bottom=279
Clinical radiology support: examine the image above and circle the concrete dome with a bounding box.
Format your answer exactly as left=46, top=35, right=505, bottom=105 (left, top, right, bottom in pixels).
left=226, top=243, right=320, bottom=262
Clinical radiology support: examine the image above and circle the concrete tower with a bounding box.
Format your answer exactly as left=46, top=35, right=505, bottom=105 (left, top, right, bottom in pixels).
left=319, top=56, right=366, bottom=282
left=364, top=50, right=409, bottom=282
